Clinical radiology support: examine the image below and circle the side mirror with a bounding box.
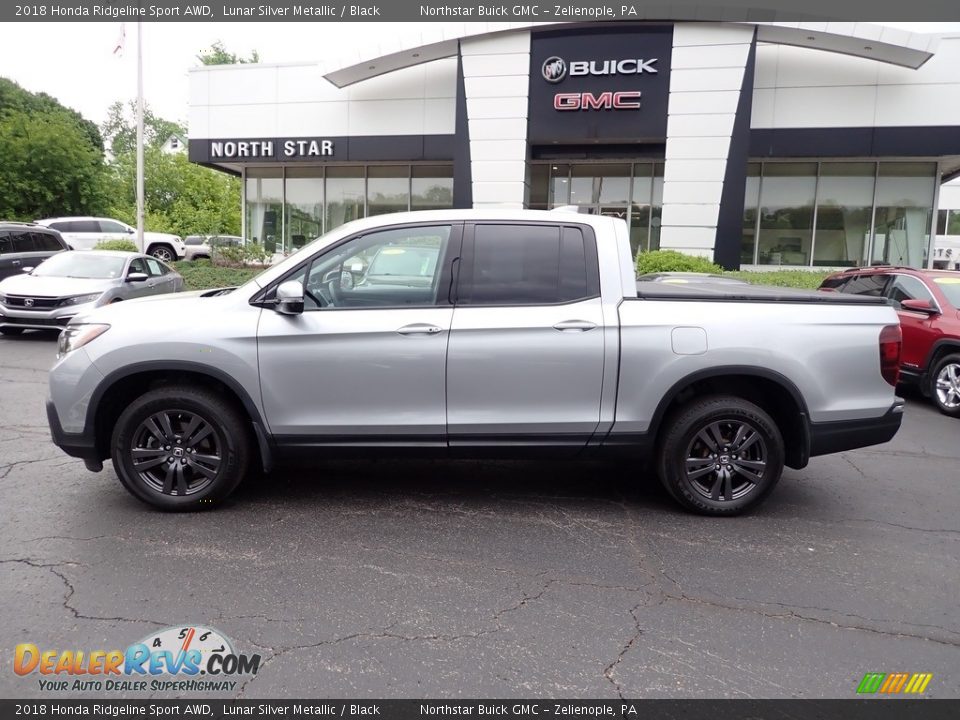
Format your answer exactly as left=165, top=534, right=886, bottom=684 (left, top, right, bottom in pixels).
left=21, top=266, right=34, bottom=274
left=126, top=228, right=135, bottom=234
left=126, top=272, right=149, bottom=282
left=900, top=298, right=938, bottom=314
left=275, top=280, right=304, bottom=315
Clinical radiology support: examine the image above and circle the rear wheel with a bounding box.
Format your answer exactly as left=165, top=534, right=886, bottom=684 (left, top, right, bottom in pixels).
left=0, top=328, right=24, bottom=336
left=657, top=395, right=784, bottom=516
left=110, top=386, right=250, bottom=510
left=930, top=353, right=960, bottom=418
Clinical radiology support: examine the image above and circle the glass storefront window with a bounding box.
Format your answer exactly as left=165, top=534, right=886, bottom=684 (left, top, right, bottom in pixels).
left=411, top=166, right=453, bottom=210
left=549, top=164, right=572, bottom=207
left=872, top=162, right=936, bottom=267
left=368, top=166, right=409, bottom=217
left=630, top=164, right=653, bottom=256
left=245, top=168, right=283, bottom=254
left=813, top=162, right=875, bottom=267
left=528, top=161, right=665, bottom=256
left=325, top=167, right=366, bottom=230
left=650, top=163, right=664, bottom=252
left=741, top=163, right=761, bottom=264
left=756, top=162, right=817, bottom=266
left=284, top=167, right=323, bottom=252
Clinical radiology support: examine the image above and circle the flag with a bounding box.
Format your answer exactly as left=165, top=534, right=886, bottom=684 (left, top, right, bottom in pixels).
left=113, top=23, right=126, bottom=57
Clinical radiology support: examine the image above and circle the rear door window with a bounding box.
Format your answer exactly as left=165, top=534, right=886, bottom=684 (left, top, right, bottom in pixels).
left=69, top=220, right=100, bottom=233
left=457, top=224, right=599, bottom=306
left=0, top=231, right=11, bottom=255
left=32, top=232, right=64, bottom=252
left=8, top=231, right=35, bottom=253
left=840, top=273, right=888, bottom=297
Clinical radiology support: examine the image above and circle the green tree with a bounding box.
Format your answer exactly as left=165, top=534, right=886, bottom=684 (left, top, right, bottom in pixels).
left=0, top=77, right=103, bottom=152
left=197, top=41, right=260, bottom=66
left=106, top=147, right=240, bottom=237
left=101, top=100, right=186, bottom=158
left=0, top=105, right=108, bottom=221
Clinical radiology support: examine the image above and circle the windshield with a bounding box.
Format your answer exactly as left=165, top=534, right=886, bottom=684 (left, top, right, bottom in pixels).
left=368, top=246, right=440, bottom=277
left=32, top=253, right=126, bottom=279
left=932, top=276, right=960, bottom=307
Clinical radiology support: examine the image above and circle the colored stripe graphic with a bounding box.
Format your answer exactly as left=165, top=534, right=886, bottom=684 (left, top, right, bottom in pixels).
left=857, top=672, right=933, bottom=694
left=857, top=673, right=886, bottom=694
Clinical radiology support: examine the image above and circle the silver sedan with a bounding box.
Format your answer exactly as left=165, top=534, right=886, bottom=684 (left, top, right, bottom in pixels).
left=0, top=251, right=183, bottom=334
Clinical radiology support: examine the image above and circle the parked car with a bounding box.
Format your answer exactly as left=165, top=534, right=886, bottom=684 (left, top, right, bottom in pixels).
left=0, top=222, right=69, bottom=281
left=35, top=217, right=186, bottom=262
left=0, top=251, right=182, bottom=335
left=182, top=235, right=245, bottom=262
left=820, top=265, right=960, bottom=417
left=47, top=210, right=903, bottom=515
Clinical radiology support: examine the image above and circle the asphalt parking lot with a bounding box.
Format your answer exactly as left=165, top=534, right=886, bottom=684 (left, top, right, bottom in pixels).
left=1, top=331, right=958, bottom=700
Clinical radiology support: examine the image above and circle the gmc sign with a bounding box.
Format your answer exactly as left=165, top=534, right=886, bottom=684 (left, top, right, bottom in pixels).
left=553, top=91, right=642, bottom=111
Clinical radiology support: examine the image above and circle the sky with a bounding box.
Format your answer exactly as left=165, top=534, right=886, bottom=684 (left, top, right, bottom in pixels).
left=1, top=22, right=959, bottom=130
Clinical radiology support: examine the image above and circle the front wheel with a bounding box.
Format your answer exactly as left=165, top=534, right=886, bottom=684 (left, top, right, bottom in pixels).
left=657, top=395, right=784, bottom=516
left=110, top=386, right=251, bottom=510
left=149, top=245, right=175, bottom=262
left=930, top=353, right=960, bottom=417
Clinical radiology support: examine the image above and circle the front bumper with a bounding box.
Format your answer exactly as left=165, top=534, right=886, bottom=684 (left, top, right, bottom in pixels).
left=808, top=398, right=905, bottom=457
left=0, top=302, right=97, bottom=331
left=46, top=399, right=103, bottom=470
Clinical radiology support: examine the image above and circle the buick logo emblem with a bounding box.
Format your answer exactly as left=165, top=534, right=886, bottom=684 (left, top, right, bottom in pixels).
left=541, top=56, right=567, bottom=83
left=23, top=298, right=34, bottom=307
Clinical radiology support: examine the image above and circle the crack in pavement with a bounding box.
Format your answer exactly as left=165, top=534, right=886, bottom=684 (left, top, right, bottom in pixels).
left=234, top=575, right=561, bottom=697
left=0, top=558, right=168, bottom=628
left=602, top=603, right=644, bottom=700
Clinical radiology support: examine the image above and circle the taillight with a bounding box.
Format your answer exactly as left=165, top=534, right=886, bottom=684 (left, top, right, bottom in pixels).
left=879, top=324, right=902, bottom=387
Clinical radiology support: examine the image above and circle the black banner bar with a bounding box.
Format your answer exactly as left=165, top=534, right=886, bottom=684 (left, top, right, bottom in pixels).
left=4, top=1, right=960, bottom=22
left=1, top=700, right=959, bottom=720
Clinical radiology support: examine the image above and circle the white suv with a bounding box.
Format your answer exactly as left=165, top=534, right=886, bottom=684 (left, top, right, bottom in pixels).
left=36, top=217, right=186, bottom=262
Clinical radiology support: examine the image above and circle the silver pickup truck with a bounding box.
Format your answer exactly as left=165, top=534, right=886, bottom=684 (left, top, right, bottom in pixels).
left=47, top=210, right=905, bottom=515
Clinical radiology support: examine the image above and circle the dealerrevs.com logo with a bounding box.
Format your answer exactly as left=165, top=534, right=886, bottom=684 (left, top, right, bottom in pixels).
left=14, top=625, right=261, bottom=693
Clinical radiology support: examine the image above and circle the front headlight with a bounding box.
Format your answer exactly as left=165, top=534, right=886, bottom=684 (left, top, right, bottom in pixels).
left=57, top=323, right=110, bottom=356
left=59, top=292, right=102, bottom=307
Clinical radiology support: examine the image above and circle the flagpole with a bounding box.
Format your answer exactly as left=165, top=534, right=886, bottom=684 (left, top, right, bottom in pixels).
left=135, top=21, right=145, bottom=251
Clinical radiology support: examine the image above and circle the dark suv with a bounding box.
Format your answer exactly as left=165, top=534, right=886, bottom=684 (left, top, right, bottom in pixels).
left=0, top=222, right=69, bottom=281
left=820, top=266, right=960, bottom=417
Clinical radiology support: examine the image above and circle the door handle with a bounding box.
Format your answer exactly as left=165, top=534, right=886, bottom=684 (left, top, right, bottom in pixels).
left=11, top=260, right=21, bottom=266
left=396, top=323, right=443, bottom=336
left=553, top=320, right=597, bottom=332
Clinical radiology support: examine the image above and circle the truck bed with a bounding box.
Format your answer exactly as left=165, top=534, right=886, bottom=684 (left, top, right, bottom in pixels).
left=633, top=280, right=888, bottom=305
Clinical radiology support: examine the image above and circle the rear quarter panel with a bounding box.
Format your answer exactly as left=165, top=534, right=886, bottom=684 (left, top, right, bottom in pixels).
left=614, top=299, right=900, bottom=432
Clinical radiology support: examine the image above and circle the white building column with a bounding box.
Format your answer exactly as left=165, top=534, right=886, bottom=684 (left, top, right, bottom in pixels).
left=460, top=32, right=531, bottom=209
left=659, top=23, right=756, bottom=259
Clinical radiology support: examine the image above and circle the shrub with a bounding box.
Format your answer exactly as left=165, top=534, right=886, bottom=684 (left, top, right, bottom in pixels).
left=94, top=239, right=138, bottom=253
left=212, top=242, right=270, bottom=268
left=728, top=270, right=830, bottom=289
left=636, top=250, right=722, bottom=275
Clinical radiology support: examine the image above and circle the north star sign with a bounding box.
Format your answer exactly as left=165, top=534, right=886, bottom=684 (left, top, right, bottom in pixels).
left=210, top=139, right=335, bottom=159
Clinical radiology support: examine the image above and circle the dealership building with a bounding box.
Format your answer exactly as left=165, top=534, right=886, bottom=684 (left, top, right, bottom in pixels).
left=188, top=21, right=960, bottom=269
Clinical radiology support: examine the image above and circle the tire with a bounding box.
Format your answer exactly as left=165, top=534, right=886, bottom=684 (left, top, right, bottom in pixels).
left=0, top=328, right=24, bottom=336
left=110, top=386, right=251, bottom=511
left=929, top=353, right=960, bottom=418
left=149, top=245, right=175, bottom=262
left=657, top=395, right=785, bottom=516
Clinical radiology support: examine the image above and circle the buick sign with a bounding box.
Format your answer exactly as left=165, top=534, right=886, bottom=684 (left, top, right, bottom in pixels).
left=542, top=56, right=567, bottom=83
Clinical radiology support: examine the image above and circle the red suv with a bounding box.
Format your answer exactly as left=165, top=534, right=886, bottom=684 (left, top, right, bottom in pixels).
left=820, top=267, right=960, bottom=417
